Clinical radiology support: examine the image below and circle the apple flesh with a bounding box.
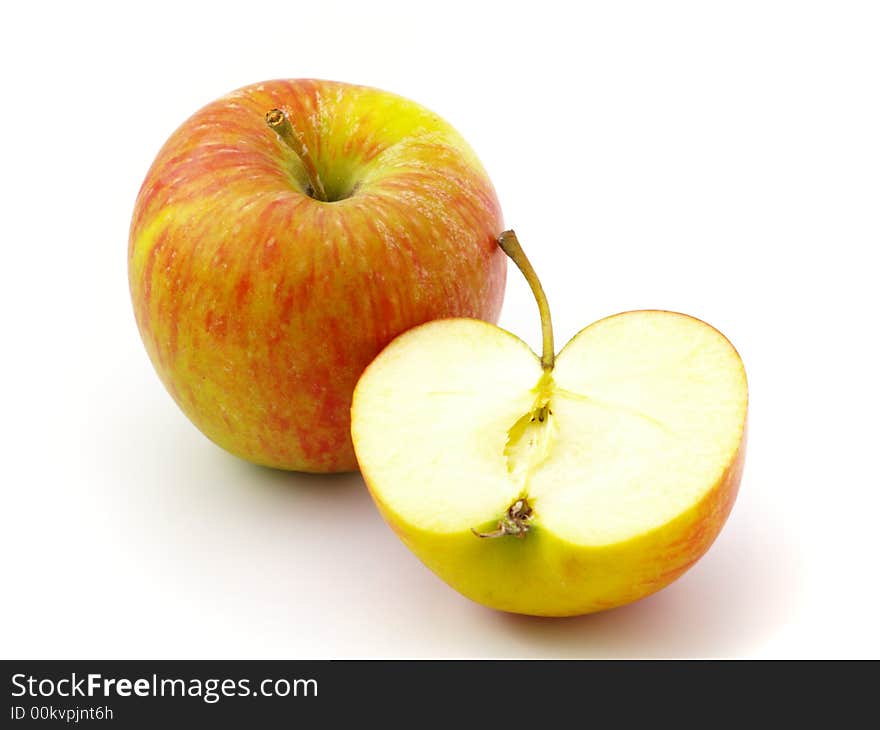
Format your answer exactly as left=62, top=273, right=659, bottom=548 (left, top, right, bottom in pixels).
left=129, top=79, right=505, bottom=472
left=351, top=238, right=747, bottom=616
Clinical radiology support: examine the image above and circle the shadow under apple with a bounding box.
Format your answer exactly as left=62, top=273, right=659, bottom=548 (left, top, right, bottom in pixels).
left=98, top=377, right=796, bottom=657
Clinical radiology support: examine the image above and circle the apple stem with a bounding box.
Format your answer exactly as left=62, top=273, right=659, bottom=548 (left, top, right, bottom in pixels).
left=265, top=108, right=328, bottom=202
left=498, top=230, right=555, bottom=370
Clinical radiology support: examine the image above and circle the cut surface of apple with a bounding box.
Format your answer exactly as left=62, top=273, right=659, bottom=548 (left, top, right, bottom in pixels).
left=352, top=306, right=747, bottom=616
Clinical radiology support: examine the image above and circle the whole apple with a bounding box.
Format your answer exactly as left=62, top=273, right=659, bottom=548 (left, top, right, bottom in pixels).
left=129, top=79, right=505, bottom=472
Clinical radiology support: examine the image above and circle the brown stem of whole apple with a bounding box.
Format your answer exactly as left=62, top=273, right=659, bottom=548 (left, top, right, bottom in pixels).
left=266, top=109, right=328, bottom=202
left=498, top=230, right=555, bottom=371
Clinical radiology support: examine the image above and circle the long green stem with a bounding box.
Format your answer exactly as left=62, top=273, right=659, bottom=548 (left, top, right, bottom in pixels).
left=265, top=108, right=328, bottom=202
left=498, top=230, right=555, bottom=370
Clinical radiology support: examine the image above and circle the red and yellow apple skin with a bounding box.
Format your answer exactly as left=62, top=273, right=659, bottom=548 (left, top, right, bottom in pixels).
left=129, top=79, right=505, bottom=472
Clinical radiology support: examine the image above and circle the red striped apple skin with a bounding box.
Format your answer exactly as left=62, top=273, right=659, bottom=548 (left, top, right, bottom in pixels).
left=129, top=79, right=505, bottom=472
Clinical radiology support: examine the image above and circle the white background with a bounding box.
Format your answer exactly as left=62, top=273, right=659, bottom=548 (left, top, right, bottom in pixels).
left=2, top=0, right=878, bottom=658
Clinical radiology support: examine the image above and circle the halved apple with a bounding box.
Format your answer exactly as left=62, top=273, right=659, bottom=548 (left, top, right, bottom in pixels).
left=351, top=231, right=747, bottom=616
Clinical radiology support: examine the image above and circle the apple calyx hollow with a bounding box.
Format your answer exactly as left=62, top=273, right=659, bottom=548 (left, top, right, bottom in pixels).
left=471, top=496, right=533, bottom=539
